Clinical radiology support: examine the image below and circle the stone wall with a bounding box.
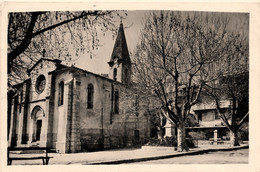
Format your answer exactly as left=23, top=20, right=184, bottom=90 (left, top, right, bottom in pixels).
left=76, top=70, right=150, bottom=151
left=8, top=63, right=151, bottom=153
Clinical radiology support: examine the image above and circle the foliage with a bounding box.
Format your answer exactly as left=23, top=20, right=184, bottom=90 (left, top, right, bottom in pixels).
left=188, top=131, right=207, bottom=140
left=186, top=138, right=196, bottom=148
left=185, top=114, right=199, bottom=127
left=145, top=136, right=177, bottom=147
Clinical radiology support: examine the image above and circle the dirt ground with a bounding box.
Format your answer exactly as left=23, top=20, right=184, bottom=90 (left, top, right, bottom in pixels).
left=134, top=148, right=249, bottom=164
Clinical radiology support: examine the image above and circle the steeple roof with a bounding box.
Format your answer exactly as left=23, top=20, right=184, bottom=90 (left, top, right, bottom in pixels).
left=108, top=22, right=131, bottom=66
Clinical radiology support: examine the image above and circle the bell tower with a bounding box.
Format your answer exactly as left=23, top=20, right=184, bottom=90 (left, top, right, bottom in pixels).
left=108, top=21, right=131, bottom=85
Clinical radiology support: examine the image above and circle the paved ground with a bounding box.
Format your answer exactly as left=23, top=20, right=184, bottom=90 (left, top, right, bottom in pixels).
left=129, top=148, right=249, bottom=164
left=7, top=144, right=248, bottom=165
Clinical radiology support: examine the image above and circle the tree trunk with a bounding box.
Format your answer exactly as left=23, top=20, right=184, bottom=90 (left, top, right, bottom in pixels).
left=177, top=123, right=189, bottom=151
left=230, top=129, right=240, bottom=146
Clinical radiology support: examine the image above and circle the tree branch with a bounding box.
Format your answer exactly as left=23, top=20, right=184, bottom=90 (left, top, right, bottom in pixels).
left=8, top=12, right=44, bottom=72
left=8, top=11, right=114, bottom=73
left=190, top=82, right=203, bottom=107
left=214, top=97, right=232, bottom=130
left=237, top=112, right=249, bottom=128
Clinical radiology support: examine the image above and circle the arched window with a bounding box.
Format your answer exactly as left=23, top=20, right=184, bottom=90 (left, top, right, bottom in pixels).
left=114, top=90, right=119, bottom=114
left=58, top=81, right=64, bottom=106
left=113, top=68, right=117, bottom=81
left=87, top=84, right=94, bottom=109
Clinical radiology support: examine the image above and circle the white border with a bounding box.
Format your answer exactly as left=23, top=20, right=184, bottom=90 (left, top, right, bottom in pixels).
left=1, top=2, right=260, bottom=172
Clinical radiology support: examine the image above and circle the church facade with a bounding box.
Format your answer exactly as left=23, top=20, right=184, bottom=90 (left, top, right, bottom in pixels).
left=8, top=23, right=150, bottom=153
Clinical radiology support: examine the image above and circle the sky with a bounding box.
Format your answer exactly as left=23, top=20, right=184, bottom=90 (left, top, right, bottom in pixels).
left=73, top=11, right=149, bottom=75
left=70, top=10, right=249, bottom=76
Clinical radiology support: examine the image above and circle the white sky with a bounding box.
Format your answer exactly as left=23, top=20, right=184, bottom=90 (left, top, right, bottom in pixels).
left=71, top=10, right=249, bottom=75
left=73, top=11, right=148, bottom=75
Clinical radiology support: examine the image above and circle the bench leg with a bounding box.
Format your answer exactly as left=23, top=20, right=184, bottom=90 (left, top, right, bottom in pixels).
left=42, top=158, right=46, bottom=165
left=8, top=160, right=12, bottom=165
left=46, top=158, right=49, bottom=165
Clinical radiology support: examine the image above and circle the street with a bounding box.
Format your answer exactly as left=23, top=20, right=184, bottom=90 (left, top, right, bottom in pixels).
left=127, top=148, right=249, bottom=164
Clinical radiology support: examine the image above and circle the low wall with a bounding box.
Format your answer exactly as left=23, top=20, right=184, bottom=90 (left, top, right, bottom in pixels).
left=198, top=140, right=231, bottom=145
left=141, top=146, right=176, bottom=151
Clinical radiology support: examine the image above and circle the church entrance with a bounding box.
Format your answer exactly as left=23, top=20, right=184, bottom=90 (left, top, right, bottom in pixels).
left=31, top=106, right=44, bottom=143
left=36, top=120, right=42, bottom=141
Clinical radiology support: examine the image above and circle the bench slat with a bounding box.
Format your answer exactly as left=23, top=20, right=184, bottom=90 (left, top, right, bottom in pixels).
left=8, top=147, right=53, bottom=165
left=9, top=157, right=53, bottom=160
left=8, top=147, right=51, bottom=151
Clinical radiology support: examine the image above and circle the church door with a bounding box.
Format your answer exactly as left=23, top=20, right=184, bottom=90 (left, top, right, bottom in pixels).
left=36, top=120, right=42, bottom=141
left=31, top=106, right=44, bottom=142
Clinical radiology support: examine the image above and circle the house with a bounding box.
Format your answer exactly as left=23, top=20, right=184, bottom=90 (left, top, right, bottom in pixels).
left=8, top=22, right=150, bottom=153
left=157, top=72, right=248, bottom=144
left=187, top=72, right=249, bottom=142
left=187, top=98, right=232, bottom=141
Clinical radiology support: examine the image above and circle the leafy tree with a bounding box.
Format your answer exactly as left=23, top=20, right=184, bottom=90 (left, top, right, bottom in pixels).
left=133, top=11, right=247, bottom=151
left=8, top=11, right=125, bottom=84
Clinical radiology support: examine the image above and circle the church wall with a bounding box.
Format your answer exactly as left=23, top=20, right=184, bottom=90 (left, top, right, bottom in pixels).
left=27, top=102, right=48, bottom=146
left=8, top=60, right=59, bottom=147
left=78, top=72, right=111, bottom=151
left=53, top=71, right=73, bottom=153
left=76, top=71, right=150, bottom=151
left=9, top=83, right=28, bottom=147
left=8, top=96, right=18, bottom=147
left=105, top=86, right=150, bottom=148
left=46, top=74, right=56, bottom=148
left=8, top=65, right=151, bottom=152
left=29, top=60, right=57, bottom=102
left=26, top=61, right=58, bottom=147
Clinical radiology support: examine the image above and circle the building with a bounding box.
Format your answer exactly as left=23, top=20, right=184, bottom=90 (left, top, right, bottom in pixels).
left=187, top=98, right=232, bottom=141
left=155, top=72, right=248, bottom=144
left=8, top=23, right=150, bottom=153
left=187, top=72, right=249, bottom=143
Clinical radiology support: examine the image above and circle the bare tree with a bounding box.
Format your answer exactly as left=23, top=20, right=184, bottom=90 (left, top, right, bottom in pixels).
left=133, top=11, right=246, bottom=151
left=207, top=73, right=248, bottom=146
left=202, top=12, right=249, bottom=146
left=8, top=11, right=125, bottom=84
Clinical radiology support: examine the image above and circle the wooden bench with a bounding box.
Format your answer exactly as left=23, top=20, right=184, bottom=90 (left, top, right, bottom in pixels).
left=7, top=147, right=53, bottom=165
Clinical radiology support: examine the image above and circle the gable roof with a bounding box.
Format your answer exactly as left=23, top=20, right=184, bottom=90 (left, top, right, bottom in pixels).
left=49, top=65, right=125, bottom=86
left=27, top=58, right=62, bottom=74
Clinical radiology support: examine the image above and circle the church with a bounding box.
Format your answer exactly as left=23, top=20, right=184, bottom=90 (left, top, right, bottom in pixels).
left=8, top=23, right=151, bottom=153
